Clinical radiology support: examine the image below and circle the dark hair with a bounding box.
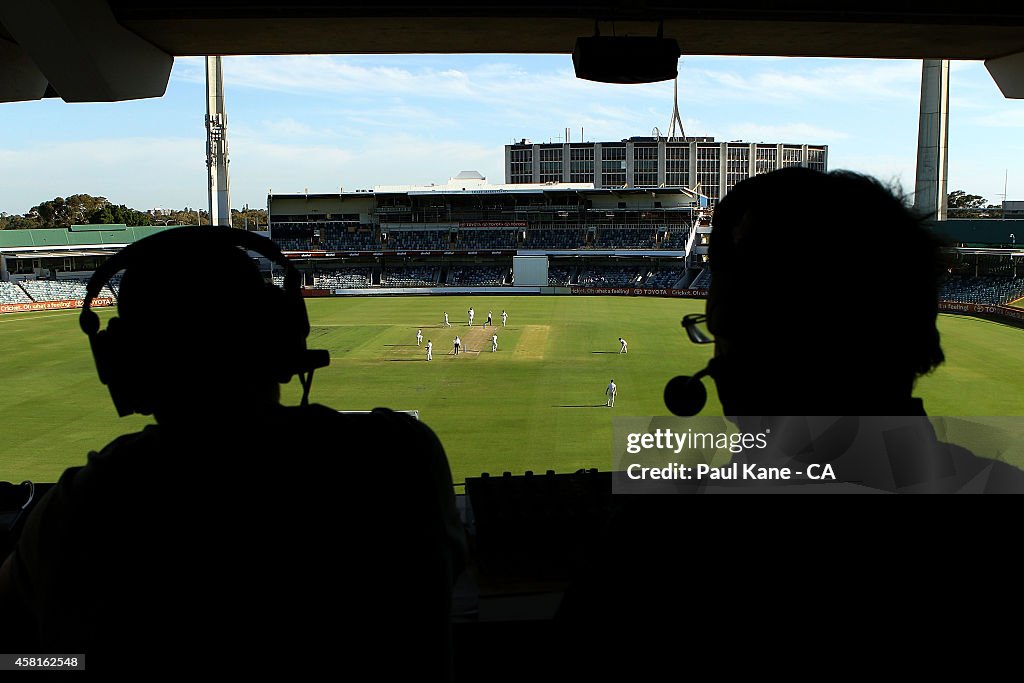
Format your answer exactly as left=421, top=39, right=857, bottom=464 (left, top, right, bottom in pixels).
left=710, top=167, right=946, bottom=381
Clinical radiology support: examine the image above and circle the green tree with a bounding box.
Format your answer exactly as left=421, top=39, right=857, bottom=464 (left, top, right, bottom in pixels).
left=0, top=212, right=41, bottom=230
left=947, top=190, right=998, bottom=218
left=947, top=190, right=987, bottom=210
left=30, top=194, right=110, bottom=227
left=231, top=206, right=268, bottom=230
left=5, top=196, right=267, bottom=230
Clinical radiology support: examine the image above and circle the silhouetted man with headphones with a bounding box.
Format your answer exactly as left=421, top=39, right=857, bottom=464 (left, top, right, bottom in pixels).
left=666, top=167, right=1024, bottom=492
left=554, top=169, right=1024, bottom=679
left=0, top=227, right=467, bottom=675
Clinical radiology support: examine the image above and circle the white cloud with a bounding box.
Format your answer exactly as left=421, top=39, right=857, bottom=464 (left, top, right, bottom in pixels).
left=256, top=118, right=318, bottom=137
left=720, top=122, right=849, bottom=143
left=0, top=132, right=503, bottom=213
left=685, top=59, right=921, bottom=104
left=827, top=152, right=915, bottom=195
left=230, top=134, right=499, bottom=199
left=0, top=137, right=206, bottom=212
left=4, top=55, right=1020, bottom=214
left=966, top=110, right=1024, bottom=128
left=178, top=55, right=670, bottom=117
left=948, top=158, right=1023, bottom=203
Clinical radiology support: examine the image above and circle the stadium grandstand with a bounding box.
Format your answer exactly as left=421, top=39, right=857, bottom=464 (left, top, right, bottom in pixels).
left=263, top=172, right=710, bottom=295
left=2, top=196, right=1022, bottom=310
left=0, top=224, right=169, bottom=311
left=941, top=252, right=1024, bottom=305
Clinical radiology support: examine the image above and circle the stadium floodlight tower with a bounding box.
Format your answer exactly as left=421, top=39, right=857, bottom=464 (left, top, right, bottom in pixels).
left=914, top=59, right=950, bottom=221
left=205, top=56, right=232, bottom=228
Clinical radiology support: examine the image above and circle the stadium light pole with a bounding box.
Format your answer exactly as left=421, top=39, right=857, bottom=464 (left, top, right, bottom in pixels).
left=914, top=59, right=950, bottom=221
left=206, top=56, right=232, bottom=228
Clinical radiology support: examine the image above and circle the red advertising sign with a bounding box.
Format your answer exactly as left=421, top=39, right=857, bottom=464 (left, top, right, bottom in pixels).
left=570, top=287, right=708, bottom=298
left=939, top=300, right=1024, bottom=323
left=284, top=250, right=517, bottom=258
left=0, top=297, right=114, bottom=315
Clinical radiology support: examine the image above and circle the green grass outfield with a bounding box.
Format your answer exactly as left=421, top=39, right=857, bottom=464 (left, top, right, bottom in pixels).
left=2, top=295, right=1023, bottom=484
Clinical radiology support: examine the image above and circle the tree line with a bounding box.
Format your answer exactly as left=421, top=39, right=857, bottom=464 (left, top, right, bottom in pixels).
left=945, top=190, right=1004, bottom=219
left=0, top=194, right=267, bottom=230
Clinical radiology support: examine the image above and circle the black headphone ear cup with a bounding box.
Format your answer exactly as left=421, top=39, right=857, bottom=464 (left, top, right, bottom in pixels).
left=91, top=317, right=121, bottom=387
left=263, top=284, right=308, bottom=383
left=92, top=317, right=151, bottom=417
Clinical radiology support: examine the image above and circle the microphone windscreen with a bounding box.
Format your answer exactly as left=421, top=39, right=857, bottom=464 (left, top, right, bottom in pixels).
left=664, top=375, right=707, bottom=416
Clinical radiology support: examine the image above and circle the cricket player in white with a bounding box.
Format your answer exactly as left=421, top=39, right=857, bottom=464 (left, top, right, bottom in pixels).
left=606, top=379, right=617, bottom=407
left=619, top=337, right=628, bottom=354
left=468, top=307, right=474, bottom=326
left=501, top=310, right=508, bottom=327
left=426, top=340, right=433, bottom=361
left=491, top=334, right=498, bottom=352
left=443, top=312, right=451, bottom=328
left=416, top=329, right=423, bottom=346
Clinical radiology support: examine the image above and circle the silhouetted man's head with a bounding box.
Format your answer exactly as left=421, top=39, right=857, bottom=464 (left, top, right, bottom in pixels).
left=112, top=234, right=286, bottom=421
left=706, top=167, right=945, bottom=415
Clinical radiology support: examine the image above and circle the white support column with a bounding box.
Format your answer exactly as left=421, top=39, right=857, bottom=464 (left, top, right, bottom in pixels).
left=657, top=139, right=667, bottom=186
left=718, top=142, right=728, bottom=201
left=688, top=141, right=697, bottom=194
left=206, top=56, right=232, bottom=228
left=625, top=140, right=635, bottom=188
left=914, top=59, right=950, bottom=221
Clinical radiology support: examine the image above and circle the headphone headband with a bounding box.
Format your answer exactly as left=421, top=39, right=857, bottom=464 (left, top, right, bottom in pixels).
left=79, top=225, right=328, bottom=417
left=80, top=226, right=299, bottom=334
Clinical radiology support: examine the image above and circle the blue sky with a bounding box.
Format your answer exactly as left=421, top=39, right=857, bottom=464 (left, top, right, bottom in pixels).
left=1, top=54, right=1022, bottom=215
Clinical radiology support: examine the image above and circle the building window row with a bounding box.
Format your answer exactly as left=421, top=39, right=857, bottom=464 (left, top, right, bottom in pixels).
left=602, top=146, right=626, bottom=161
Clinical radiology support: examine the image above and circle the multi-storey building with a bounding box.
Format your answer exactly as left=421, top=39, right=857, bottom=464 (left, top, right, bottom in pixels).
left=505, top=136, right=828, bottom=202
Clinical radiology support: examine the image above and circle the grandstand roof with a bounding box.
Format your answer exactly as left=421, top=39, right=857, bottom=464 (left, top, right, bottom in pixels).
left=268, top=183, right=708, bottom=201
left=0, top=225, right=180, bottom=256
left=278, top=184, right=702, bottom=199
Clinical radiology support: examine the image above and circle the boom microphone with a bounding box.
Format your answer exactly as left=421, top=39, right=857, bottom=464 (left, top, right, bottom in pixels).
left=664, top=367, right=711, bottom=416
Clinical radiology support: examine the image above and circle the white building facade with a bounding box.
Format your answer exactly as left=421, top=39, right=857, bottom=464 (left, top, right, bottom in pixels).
left=505, top=136, right=828, bottom=203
